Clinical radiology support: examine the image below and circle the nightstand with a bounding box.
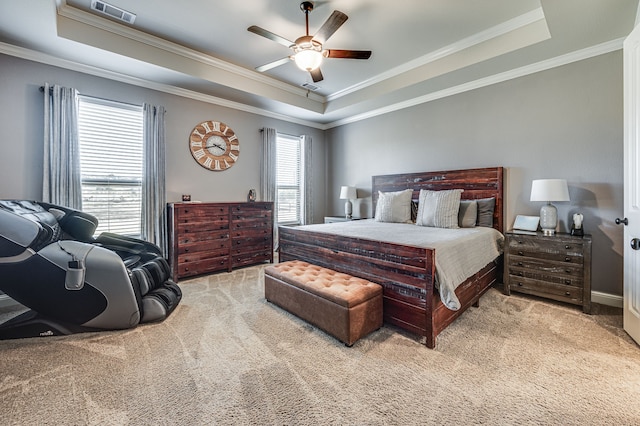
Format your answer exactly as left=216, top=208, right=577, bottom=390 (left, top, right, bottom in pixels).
left=503, top=231, right=592, bottom=313
left=324, top=216, right=367, bottom=223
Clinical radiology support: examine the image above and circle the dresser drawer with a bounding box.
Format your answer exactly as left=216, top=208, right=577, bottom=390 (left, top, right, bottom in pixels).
left=176, top=218, right=229, bottom=233
left=231, top=227, right=271, bottom=239
left=508, top=237, right=583, bottom=259
left=232, top=251, right=272, bottom=268
left=508, top=256, right=583, bottom=280
left=175, top=205, right=228, bottom=219
left=177, top=237, right=229, bottom=255
left=178, top=247, right=229, bottom=264
left=178, top=257, right=229, bottom=277
left=508, top=275, right=583, bottom=305
left=177, top=229, right=229, bottom=245
left=231, top=236, right=272, bottom=249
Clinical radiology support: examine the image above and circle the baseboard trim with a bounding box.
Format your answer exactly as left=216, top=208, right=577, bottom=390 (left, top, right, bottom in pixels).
left=592, top=291, right=623, bottom=308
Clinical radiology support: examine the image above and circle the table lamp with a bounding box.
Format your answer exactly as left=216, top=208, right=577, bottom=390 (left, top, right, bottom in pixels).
left=530, top=179, right=570, bottom=235
left=340, top=186, right=357, bottom=219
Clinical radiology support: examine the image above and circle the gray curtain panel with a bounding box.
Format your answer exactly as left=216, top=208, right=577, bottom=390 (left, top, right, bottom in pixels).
left=302, top=134, right=312, bottom=225
left=260, top=127, right=278, bottom=245
left=141, top=103, right=167, bottom=255
left=43, top=83, right=82, bottom=209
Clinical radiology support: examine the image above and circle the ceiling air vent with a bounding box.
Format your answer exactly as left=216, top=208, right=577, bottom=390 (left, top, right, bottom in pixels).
left=91, top=1, right=136, bottom=24
left=301, top=82, right=320, bottom=91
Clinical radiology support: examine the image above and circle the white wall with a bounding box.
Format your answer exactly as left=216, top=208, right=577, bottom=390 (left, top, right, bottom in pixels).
left=326, top=51, right=623, bottom=298
left=0, top=53, right=327, bottom=223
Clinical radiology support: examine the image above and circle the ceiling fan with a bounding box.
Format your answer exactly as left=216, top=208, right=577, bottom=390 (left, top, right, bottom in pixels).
left=248, top=1, right=372, bottom=83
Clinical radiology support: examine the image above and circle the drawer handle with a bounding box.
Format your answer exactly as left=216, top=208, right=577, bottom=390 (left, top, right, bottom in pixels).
left=565, top=279, right=571, bottom=285
left=185, top=248, right=189, bottom=252
left=518, top=251, right=524, bottom=255
left=565, top=257, right=571, bottom=262
left=565, top=291, right=571, bottom=296
left=517, top=262, right=523, bottom=267
left=565, top=245, right=571, bottom=249
left=565, top=269, right=572, bottom=274
left=517, top=282, right=523, bottom=286
left=518, top=272, right=523, bottom=276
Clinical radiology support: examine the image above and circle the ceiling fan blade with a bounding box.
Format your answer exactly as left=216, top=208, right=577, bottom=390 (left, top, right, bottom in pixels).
left=310, top=68, right=324, bottom=83
left=255, top=57, right=292, bottom=73
left=248, top=25, right=295, bottom=48
left=313, top=10, right=348, bottom=44
left=325, top=49, right=372, bottom=59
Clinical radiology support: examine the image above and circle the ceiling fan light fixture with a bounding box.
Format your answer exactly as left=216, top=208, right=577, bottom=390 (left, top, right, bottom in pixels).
left=294, top=49, right=323, bottom=71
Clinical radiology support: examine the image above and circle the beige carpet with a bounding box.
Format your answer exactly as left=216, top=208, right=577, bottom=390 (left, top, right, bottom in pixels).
left=1, top=265, right=639, bottom=425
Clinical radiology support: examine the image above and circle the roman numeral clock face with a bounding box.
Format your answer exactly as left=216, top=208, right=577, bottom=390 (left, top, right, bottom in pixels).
left=189, top=120, right=240, bottom=171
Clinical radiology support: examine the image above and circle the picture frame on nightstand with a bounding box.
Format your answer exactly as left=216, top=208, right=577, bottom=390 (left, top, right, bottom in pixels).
left=513, top=215, right=539, bottom=232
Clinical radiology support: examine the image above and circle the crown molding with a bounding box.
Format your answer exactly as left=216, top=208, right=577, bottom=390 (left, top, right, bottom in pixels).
left=56, top=2, right=325, bottom=104
left=0, top=42, right=327, bottom=130
left=327, top=8, right=547, bottom=102
left=0, top=34, right=623, bottom=132
left=324, top=38, right=624, bottom=129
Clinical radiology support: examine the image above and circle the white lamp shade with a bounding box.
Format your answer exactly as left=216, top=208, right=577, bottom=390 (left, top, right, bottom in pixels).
left=340, top=186, right=357, bottom=200
left=530, top=179, right=570, bottom=202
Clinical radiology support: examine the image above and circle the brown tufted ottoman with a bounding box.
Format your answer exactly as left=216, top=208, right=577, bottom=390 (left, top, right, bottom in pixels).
left=264, top=260, right=383, bottom=346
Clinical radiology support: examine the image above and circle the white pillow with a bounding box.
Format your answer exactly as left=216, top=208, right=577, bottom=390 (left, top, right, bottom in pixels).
left=374, top=189, right=413, bottom=223
left=416, top=189, right=463, bottom=228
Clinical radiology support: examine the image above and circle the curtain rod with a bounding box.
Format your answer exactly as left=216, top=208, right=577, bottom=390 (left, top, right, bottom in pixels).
left=260, top=128, right=301, bottom=139
left=39, top=85, right=151, bottom=110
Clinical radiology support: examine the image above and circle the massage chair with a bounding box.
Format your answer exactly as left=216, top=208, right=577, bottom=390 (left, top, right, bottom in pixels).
left=0, top=200, right=181, bottom=339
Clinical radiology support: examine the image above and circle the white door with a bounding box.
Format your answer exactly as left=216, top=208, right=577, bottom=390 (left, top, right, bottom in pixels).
left=623, top=23, right=640, bottom=345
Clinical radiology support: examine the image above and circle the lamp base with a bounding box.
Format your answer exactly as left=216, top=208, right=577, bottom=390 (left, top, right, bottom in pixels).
left=344, top=200, right=353, bottom=219
left=539, top=203, right=558, bottom=236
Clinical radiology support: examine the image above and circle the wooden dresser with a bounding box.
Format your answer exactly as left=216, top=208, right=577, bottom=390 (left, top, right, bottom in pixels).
left=503, top=231, right=592, bottom=313
left=167, top=202, right=273, bottom=281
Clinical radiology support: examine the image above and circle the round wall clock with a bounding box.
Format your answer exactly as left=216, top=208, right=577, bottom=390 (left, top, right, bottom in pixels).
left=189, top=120, right=240, bottom=171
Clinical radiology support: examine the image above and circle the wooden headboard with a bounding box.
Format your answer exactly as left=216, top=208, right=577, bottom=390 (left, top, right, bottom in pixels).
left=371, top=167, right=504, bottom=233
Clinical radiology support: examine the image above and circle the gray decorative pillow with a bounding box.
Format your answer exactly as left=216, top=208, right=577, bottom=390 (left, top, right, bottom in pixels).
left=416, top=189, right=463, bottom=228
left=476, top=197, right=496, bottom=227
left=458, top=200, right=478, bottom=228
left=411, top=199, right=419, bottom=222
left=374, top=189, right=413, bottom=223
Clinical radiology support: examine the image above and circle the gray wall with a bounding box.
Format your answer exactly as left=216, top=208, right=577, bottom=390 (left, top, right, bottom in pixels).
left=0, top=53, right=327, bottom=223
left=0, top=50, right=624, bottom=298
left=326, top=51, right=623, bottom=297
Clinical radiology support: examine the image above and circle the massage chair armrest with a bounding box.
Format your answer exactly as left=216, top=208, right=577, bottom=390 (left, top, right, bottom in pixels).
left=95, top=232, right=163, bottom=259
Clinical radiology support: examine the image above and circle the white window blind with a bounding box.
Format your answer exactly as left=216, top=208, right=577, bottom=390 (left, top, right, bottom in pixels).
left=276, top=133, right=303, bottom=224
left=77, top=96, right=143, bottom=237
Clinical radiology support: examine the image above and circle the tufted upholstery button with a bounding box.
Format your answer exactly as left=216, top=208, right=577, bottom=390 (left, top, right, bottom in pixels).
left=266, top=260, right=382, bottom=308
left=264, top=260, right=383, bottom=346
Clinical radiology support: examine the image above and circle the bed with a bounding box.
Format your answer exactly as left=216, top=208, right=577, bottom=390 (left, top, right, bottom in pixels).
left=278, top=167, right=504, bottom=348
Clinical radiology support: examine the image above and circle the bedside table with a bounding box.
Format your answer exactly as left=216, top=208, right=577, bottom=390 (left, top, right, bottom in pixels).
left=324, top=216, right=367, bottom=223
left=503, top=231, right=592, bottom=313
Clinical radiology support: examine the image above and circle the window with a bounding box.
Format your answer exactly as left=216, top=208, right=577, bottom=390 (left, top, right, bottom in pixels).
left=77, top=96, right=143, bottom=237
left=276, top=133, right=304, bottom=225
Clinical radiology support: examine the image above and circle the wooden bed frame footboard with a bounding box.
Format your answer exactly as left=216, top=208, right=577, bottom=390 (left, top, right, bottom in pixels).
left=279, top=167, right=504, bottom=348
left=278, top=228, right=499, bottom=348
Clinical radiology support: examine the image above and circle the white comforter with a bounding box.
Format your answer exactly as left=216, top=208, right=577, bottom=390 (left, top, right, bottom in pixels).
left=290, top=220, right=504, bottom=310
